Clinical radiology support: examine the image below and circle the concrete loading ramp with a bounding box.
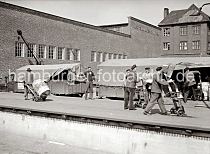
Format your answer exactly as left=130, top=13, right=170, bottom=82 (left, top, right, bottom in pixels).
left=0, top=111, right=210, bottom=154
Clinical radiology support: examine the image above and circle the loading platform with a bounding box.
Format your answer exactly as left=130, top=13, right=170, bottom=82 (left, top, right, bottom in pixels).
left=0, top=92, right=210, bottom=138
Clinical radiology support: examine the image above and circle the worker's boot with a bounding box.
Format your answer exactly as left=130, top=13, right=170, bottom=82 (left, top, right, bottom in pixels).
left=89, top=93, right=93, bottom=99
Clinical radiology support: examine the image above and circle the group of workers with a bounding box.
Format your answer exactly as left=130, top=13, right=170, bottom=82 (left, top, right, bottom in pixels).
left=123, top=64, right=169, bottom=115
left=123, top=64, right=198, bottom=115
left=23, top=64, right=198, bottom=115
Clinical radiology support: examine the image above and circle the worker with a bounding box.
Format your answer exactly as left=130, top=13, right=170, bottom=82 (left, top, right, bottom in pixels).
left=142, top=67, right=153, bottom=109
left=84, top=67, right=95, bottom=100
left=124, top=64, right=138, bottom=110
left=183, top=67, right=196, bottom=102
left=24, top=68, right=34, bottom=100
left=143, top=66, right=169, bottom=115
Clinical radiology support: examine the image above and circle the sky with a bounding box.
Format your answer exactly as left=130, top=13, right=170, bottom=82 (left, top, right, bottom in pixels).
left=1, top=0, right=210, bottom=26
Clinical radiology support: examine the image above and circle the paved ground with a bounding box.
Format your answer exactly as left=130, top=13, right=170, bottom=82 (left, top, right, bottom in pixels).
left=0, top=130, right=113, bottom=154
left=0, top=92, right=210, bottom=131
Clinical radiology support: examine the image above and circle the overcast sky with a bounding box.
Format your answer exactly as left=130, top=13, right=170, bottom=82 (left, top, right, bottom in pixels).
left=2, top=0, right=210, bottom=26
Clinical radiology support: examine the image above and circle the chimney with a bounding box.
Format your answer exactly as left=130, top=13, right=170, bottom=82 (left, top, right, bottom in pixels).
left=164, top=8, right=169, bottom=18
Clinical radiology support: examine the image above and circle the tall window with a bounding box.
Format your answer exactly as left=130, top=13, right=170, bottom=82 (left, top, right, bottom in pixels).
left=66, top=48, right=74, bottom=60
left=123, top=55, right=127, bottom=59
left=180, top=26, right=187, bottom=36
left=163, top=28, right=170, bottom=36
left=113, top=54, right=117, bottom=59
left=118, top=54, right=123, bottom=59
left=192, top=41, right=200, bottom=50
left=91, top=51, right=97, bottom=62
left=38, top=44, right=45, bottom=58
left=73, top=49, right=80, bottom=61
left=97, top=52, right=103, bottom=62
left=57, top=47, right=64, bottom=60
left=15, top=42, right=24, bottom=57
left=27, top=43, right=35, bottom=58
left=103, top=52, right=108, bottom=61
left=163, top=42, right=170, bottom=50
left=48, top=46, right=55, bottom=59
left=108, top=53, right=113, bottom=59
left=192, top=25, right=200, bottom=35
left=179, top=41, right=188, bottom=50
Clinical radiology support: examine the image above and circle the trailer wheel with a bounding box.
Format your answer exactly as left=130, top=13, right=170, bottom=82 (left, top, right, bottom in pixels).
left=34, top=97, right=39, bottom=102
left=177, top=108, right=184, bottom=116
left=170, top=107, right=176, bottom=114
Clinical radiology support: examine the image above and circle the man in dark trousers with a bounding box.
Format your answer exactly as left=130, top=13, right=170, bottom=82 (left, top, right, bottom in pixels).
left=143, top=66, right=168, bottom=115
left=84, top=67, right=95, bottom=100
left=124, top=64, right=138, bottom=110
left=183, top=67, right=196, bottom=103
left=24, top=68, right=34, bottom=100
left=142, top=67, right=153, bottom=109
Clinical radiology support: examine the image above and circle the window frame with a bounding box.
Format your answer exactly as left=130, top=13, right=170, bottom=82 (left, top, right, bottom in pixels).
left=192, top=40, right=200, bottom=50
left=192, top=25, right=200, bottom=35
left=179, top=26, right=188, bottom=36
left=163, top=42, right=170, bottom=50
left=91, top=51, right=97, bottom=62
left=38, top=44, right=46, bottom=59
left=48, top=46, right=55, bottom=59
left=15, top=42, right=24, bottom=57
left=27, top=43, right=36, bottom=58
left=179, top=41, right=188, bottom=50
left=57, top=47, right=64, bottom=60
left=163, top=28, right=170, bottom=36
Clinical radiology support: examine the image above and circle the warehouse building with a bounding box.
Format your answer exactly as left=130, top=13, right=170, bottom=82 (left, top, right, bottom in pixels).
left=0, top=1, right=161, bottom=79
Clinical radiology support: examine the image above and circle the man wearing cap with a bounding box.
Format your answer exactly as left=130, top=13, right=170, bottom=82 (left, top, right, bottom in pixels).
left=142, top=67, right=153, bottom=109
left=84, top=67, right=95, bottom=100
left=183, top=67, right=196, bottom=102
left=143, top=66, right=168, bottom=115
left=124, top=64, right=138, bottom=110
left=24, top=68, right=34, bottom=100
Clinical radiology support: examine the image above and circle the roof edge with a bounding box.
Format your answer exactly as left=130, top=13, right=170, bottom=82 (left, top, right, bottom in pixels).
left=0, top=1, right=131, bottom=38
left=99, top=23, right=129, bottom=28
left=129, top=16, right=161, bottom=30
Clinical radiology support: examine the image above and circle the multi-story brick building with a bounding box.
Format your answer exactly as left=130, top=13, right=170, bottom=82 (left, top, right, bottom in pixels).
left=158, top=4, right=210, bottom=57
left=0, top=1, right=161, bottom=79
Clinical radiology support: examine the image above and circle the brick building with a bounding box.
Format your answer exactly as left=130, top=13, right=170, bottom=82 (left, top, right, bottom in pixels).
left=0, top=1, right=161, bottom=79
left=158, top=4, right=210, bottom=57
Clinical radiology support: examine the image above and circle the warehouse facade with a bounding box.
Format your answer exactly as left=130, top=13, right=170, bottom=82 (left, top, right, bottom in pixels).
left=0, top=1, right=161, bottom=79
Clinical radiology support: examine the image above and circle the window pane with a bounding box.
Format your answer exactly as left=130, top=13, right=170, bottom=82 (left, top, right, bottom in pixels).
left=15, top=42, right=24, bottom=57
left=57, top=47, right=64, bottom=60
left=163, top=42, right=170, bottom=50
left=38, top=45, right=45, bottom=58
left=180, top=26, right=187, bottom=36
left=48, top=46, right=54, bottom=59
left=108, top=53, right=113, bottom=59
left=27, top=43, right=35, bottom=58
left=163, top=28, right=170, bottom=36
left=91, top=51, right=97, bottom=62
left=192, top=25, right=200, bottom=35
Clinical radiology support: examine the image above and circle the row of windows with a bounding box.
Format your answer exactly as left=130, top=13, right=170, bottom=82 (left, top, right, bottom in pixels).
left=163, top=25, right=200, bottom=36
left=15, top=42, right=80, bottom=61
left=163, top=40, right=202, bottom=51
left=91, top=51, right=127, bottom=62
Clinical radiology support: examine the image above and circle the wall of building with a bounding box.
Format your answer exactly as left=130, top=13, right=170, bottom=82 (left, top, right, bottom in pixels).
left=128, top=17, right=161, bottom=58
left=0, top=2, right=161, bottom=79
left=160, top=23, right=209, bottom=56
left=0, top=5, right=129, bottom=78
